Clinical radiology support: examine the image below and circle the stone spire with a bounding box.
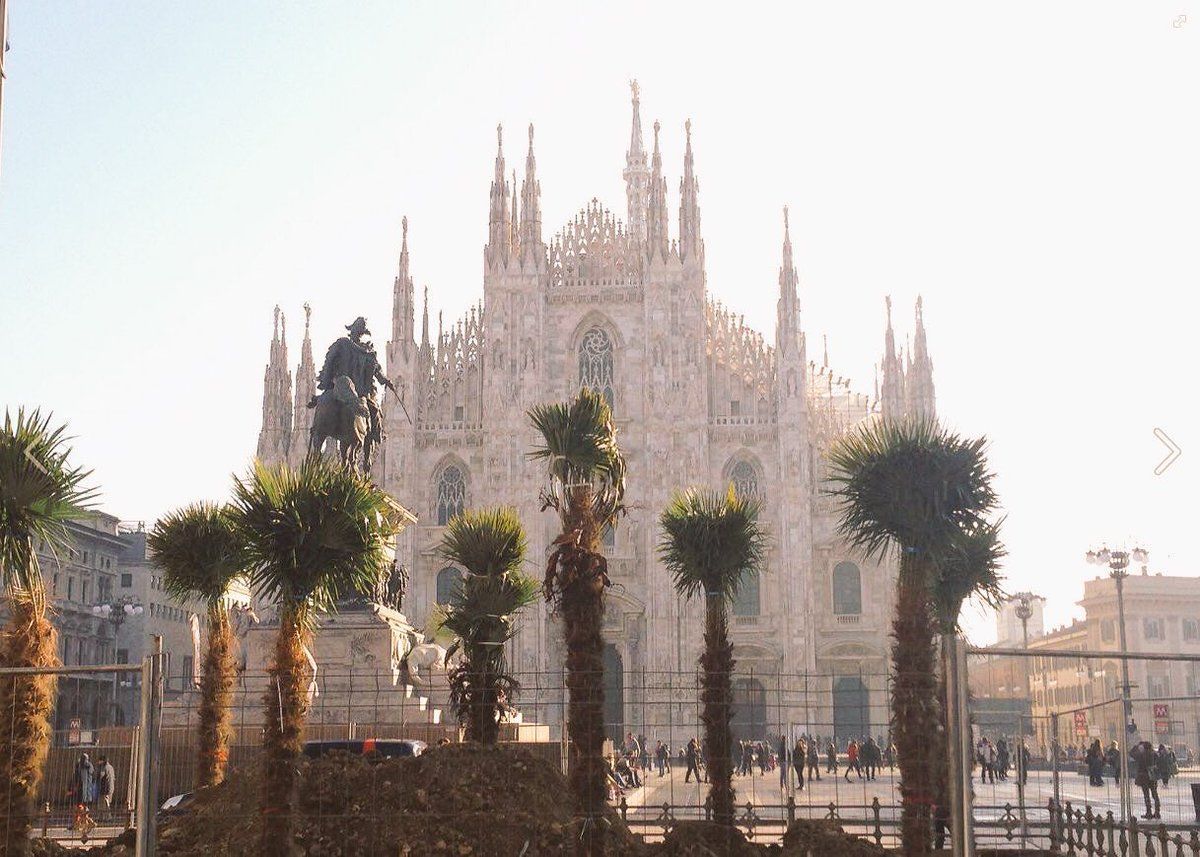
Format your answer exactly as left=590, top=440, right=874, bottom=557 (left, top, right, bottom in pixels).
left=678, top=119, right=703, bottom=266
left=485, top=124, right=512, bottom=268
left=420, top=286, right=431, bottom=355
left=519, top=123, right=543, bottom=259
left=879, top=296, right=906, bottom=420
left=623, top=80, right=649, bottom=243
left=510, top=169, right=520, bottom=260
left=391, top=217, right=415, bottom=353
left=775, top=206, right=802, bottom=356
left=289, top=303, right=316, bottom=464
left=906, top=296, right=936, bottom=419
left=256, top=306, right=293, bottom=464
left=645, top=119, right=669, bottom=261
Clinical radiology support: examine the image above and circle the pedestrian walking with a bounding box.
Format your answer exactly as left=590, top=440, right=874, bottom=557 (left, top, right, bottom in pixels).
left=844, top=740, right=862, bottom=781
left=1086, top=739, right=1105, bottom=787
left=1158, top=743, right=1177, bottom=787
left=685, top=737, right=702, bottom=783
left=1132, top=741, right=1161, bottom=819
left=806, top=739, right=821, bottom=782
left=826, top=740, right=838, bottom=775
left=792, top=738, right=806, bottom=790
left=96, top=755, right=115, bottom=822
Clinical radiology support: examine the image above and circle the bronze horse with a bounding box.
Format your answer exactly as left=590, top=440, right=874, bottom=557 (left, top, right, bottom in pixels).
left=308, top=375, right=374, bottom=472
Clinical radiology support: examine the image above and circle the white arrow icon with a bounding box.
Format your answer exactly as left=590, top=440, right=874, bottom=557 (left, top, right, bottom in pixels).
left=1153, top=428, right=1181, bottom=475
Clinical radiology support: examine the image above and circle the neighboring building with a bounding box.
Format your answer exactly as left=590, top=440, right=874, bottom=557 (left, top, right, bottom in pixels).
left=0, top=512, right=126, bottom=733
left=114, top=525, right=252, bottom=723
left=995, top=592, right=1046, bottom=648
left=971, top=571, right=1200, bottom=756
left=252, top=84, right=939, bottom=743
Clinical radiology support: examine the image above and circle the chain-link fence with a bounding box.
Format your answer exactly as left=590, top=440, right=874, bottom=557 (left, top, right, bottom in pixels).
left=967, top=645, right=1200, bottom=854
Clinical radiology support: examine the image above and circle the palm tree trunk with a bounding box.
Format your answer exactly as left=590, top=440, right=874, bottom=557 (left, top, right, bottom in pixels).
left=260, top=605, right=311, bottom=857
left=701, top=592, right=736, bottom=827
left=0, top=598, right=57, bottom=857
left=563, top=485, right=606, bottom=857
left=891, top=550, right=939, bottom=856
left=465, top=650, right=500, bottom=745
left=197, top=603, right=236, bottom=790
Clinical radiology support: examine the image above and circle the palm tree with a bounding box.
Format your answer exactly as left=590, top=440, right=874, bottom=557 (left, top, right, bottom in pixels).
left=826, top=419, right=996, bottom=856
left=658, top=487, right=766, bottom=828
left=438, top=507, right=538, bottom=744
left=528, top=388, right=625, bottom=856
left=148, top=503, right=244, bottom=790
left=0, top=409, right=96, bottom=855
left=230, top=457, right=402, bottom=857
left=929, top=518, right=1005, bottom=850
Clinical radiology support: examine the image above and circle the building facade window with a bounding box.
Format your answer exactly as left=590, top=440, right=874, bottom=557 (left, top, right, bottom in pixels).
left=832, top=561, right=862, bottom=615
left=1143, top=618, right=1165, bottom=641
left=1100, top=618, right=1115, bottom=643
left=731, top=571, right=760, bottom=617
left=435, top=465, right=466, bottom=526
left=578, top=327, right=615, bottom=407
left=1149, top=674, right=1170, bottom=698
left=436, top=567, right=463, bottom=605
left=729, top=460, right=760, bottom=501
left=1184, top=619, right=1199, bottom=642
left=121, top=573, right=133, bottom=588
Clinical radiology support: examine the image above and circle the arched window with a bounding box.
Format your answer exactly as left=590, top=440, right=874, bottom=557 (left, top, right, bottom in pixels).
left=578, top=327, right=615, bottom=407
left=832, top=561, right=862, bottom=615
left=732, top=571, right=760, bottom=617
left=436, top=465, right=466, bottom=525
left=729, top=460, right=760, bottom=500
left=435, top=567, right=463, bottom=605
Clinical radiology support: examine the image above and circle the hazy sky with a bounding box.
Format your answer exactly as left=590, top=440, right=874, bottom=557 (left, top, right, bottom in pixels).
left=1, top=2, right=1196, bottom=643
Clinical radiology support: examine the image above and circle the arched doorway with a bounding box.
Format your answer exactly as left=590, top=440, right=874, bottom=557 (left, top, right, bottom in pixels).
left=731, top=678, right=767, bottom=744
left=832, top=676, right=869, bottom=744
left=603, top=644, right=624, bottom=744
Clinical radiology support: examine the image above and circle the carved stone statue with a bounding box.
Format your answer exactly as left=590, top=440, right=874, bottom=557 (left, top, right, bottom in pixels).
left=308, top=316, right=396, bottom=473
left=336, top=559, right=408, bottom=613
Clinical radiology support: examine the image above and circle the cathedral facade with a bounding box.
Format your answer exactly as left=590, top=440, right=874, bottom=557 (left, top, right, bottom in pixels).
left=254, top=85, right=936, bottom=744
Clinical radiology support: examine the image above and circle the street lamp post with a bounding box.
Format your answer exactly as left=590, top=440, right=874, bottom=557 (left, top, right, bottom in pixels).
left=1014, top=595, right=1034, bottom=846
left=1086, top=545, right=1148, bottom=825
left=92, top=597, right=144, bottom=725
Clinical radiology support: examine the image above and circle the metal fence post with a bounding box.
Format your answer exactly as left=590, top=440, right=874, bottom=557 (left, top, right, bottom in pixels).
left=135, top=636, right=164, bottom=857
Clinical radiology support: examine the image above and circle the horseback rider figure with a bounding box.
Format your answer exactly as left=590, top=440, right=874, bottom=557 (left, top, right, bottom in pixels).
left=308, top=316, right=395, bottom=473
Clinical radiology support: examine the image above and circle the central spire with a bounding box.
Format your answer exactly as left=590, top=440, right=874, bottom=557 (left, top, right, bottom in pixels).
left=519, top=123, right=543, bottom=260
left=623, top=80, right=649, bottom=243
left=776, top=206, right=802, bottom=355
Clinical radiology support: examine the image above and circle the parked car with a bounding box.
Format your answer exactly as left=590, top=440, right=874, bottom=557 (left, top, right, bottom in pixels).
left=159, top=791, right=196, bottom=817
left=302, top=738, right=426, bottom=760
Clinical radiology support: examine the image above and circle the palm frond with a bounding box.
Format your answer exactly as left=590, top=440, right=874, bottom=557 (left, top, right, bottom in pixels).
left=230, top=457, right=403, bottom=623
left=148, top=503, right=244, bottom=607
left=658, top=486, right=768, bottom=602
left=0, top=409, right=98, bottom=605
left=527, top=388, right=626, bottom=524
left=931, top=517, right=1007, bottom=631
left=825, top=417, right=997, bottom=559
left=438, top=507, right=526, bottom=578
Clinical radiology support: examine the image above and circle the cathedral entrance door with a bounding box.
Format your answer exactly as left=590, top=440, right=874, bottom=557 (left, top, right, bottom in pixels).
left=832, top=676, right=869, bottom=744
left=603, top=644, right=624, bottom=744
left=731, top=678, right=767, bottom=744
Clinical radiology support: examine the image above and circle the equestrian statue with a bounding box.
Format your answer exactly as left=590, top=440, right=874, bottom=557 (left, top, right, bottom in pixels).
left=308, top=316, right=404, bottom=474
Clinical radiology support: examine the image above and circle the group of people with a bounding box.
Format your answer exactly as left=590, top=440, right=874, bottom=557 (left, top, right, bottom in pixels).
left=69, top=753, right=117, bottom=825
left=975, top=736, right=1030, bottom=785
left=1084, top=738, right=1180, bottom=819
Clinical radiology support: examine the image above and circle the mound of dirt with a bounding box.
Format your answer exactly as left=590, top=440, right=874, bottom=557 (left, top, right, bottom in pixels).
left=655, top=821, right=763, bottom=856
left=778, top=819, right=888, bottom=856
left=150, top=743, right=646, bottom=856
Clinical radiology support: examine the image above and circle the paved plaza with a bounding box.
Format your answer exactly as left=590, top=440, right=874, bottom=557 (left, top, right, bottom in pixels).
left=615, top=762, right=1200, bottom=843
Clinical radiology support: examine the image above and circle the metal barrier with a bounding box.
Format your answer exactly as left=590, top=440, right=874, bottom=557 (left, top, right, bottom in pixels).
left=0, top=643, right=162, bottom=855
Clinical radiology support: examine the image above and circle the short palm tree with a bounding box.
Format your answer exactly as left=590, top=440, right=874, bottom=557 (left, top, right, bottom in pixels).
left=230, top=457, right=402, bottom=857
left=659, top=487, right=766, bottom=829
left=826, top=419, right=996, bottom=856
left=528, top=388, right=625, bottom=856
left=438, top=507, right=538, bottom=744
left=0, top=409, right=96, bottom=856
left=148, top=503, right=244, bottom=790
